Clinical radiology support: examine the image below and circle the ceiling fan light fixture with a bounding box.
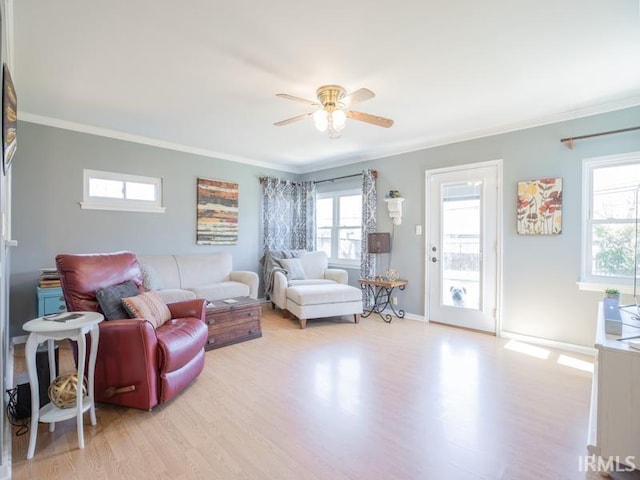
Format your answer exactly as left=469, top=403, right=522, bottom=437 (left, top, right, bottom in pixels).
left=275, top=84, right=393, bottom=136
left=326, top=109, right=346, bottom=139
left=332, top=109, right=346, bottom=128
left=313, top=109, right=328, bottom=132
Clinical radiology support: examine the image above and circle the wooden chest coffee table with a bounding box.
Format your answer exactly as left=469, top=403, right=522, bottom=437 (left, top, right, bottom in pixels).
left=204, top=297, right=262, bottom=351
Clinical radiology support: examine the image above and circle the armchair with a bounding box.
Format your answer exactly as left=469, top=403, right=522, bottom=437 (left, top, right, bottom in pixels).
left=271, top=251, right=348, bottom=312
left=55, top=251, right=208, bottom=410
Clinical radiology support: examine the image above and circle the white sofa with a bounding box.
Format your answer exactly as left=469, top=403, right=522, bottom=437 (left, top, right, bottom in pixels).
left=271, top=251, right=362, bottom=328
left=137, top=253, right=259, bottom=304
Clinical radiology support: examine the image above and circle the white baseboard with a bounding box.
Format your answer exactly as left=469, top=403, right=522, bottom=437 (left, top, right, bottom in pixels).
left=402, top=312, right=426, bottom=322
left=500, top=330, right=596, bottom=356
left=366, top=308, right=425, bottom=322
left=11, top=335, right=27, bottom=346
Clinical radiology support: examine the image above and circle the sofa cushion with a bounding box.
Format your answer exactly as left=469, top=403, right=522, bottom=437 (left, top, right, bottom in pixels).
left=155, top=317, right=208, bottom=373
left=299, top=251, right=329, bottom=279
left=155, top=288, right=197, bottom=304
left=288, top=279, right=336, bottom=287
left=96, top=280, right=139, bottom=320
left=140, top=262, right=164, bottom=291
left=278, top=258, right=306, bottom=280
left=176, top=253, right=232, bottom=287
left=136, top=255, right=182, bottom=290
left=122, top=291, right=172, bottom=328
left=287, top=284, right=362, bottom=306
left=187, top=281, right=249, bottom=301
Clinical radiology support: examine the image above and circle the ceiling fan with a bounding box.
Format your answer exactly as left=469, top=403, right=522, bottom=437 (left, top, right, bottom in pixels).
left=274, top=85, right=394, bottom=139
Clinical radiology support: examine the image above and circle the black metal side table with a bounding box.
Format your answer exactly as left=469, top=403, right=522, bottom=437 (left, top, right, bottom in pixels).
left=359, top=278, right=407, bottom=323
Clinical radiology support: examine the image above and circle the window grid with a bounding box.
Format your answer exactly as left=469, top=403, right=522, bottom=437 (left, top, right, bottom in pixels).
left=582, top=152, right=640, bottom=286
left=316, top=190, right=362, bottom=265
left=81, top=169, right=165, bottom=213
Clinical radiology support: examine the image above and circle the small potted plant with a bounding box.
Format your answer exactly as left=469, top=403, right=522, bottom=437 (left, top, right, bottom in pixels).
left=604, top=288, right=620, bottom=302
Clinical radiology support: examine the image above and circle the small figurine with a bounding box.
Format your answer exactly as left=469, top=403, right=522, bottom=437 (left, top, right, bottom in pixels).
left=385, top=190, right=401, bottom=199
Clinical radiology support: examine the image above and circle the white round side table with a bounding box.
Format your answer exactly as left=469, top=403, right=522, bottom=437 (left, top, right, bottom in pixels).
left=22, top=311, right=103, bottom=459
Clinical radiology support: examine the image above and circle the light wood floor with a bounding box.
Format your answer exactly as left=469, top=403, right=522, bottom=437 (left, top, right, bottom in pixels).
left=10, top=307, right=609, bottom=479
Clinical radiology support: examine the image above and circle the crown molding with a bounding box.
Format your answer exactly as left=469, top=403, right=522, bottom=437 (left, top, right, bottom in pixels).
left=19, top=94, right=640, bottom=176
left=18, top=112, right=303, bottom=173
left=298, top=95, right=640, bottom=174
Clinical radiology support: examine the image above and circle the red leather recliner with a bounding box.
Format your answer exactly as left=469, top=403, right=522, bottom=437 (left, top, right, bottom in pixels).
left=55, top=251, right=208, bottom=410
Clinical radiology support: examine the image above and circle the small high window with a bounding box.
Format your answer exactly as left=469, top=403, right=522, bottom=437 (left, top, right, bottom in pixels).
left=81, top=169, right=165, bottom=213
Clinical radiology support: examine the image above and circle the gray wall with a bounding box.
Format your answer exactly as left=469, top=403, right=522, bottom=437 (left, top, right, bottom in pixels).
left=10, top=121, right=293, bottom=337
left=11, top=107, right=640, bottom=346
left=303, top=106, right=640, bottom=347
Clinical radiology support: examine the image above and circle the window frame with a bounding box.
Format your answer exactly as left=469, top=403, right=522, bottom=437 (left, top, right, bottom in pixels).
left=580, top=151, right=640, bottom=292
left=316, top=188, right=362, bottom=268
left=80, top=169, right=166, bottom=213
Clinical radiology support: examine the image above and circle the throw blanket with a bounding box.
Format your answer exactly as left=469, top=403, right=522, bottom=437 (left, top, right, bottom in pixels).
left=260, top=250, right=305, bottom=299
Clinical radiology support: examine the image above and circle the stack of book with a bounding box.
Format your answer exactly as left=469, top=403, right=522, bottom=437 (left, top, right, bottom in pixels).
left=39, top=268, right=61, bottom=288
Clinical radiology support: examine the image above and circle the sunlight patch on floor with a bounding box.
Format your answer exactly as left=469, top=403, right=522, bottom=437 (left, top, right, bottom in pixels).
left=504, top=339, right=551, bottom=359
left=557, top=354, right=594, bottom=373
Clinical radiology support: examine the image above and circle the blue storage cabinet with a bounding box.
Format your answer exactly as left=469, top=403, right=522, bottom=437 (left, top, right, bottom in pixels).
left=36, top=287, right=67, bottom=317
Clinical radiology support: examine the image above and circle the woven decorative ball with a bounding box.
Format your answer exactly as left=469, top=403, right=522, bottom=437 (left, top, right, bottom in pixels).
left=48, top=374, right=87, bottom=409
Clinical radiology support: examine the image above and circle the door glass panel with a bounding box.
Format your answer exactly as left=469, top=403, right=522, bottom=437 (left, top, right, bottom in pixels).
left=441, top=183, right=482, bottom=310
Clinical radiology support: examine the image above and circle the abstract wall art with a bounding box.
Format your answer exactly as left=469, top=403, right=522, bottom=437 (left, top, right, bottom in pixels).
left=196, top=177, right=238, bottom=244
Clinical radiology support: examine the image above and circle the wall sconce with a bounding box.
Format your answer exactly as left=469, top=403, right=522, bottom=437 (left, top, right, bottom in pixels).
left=384, top=197, right=405, bottom=225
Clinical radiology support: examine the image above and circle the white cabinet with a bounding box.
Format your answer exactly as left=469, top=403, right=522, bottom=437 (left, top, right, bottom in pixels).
left=588, top=303, right=640, bottom=470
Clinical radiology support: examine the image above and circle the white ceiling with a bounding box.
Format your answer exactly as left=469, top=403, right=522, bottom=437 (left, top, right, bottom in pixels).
left=13, top=0, right=640, bottom=173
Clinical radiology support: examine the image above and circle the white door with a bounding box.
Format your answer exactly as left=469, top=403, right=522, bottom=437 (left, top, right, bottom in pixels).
left=426, top=162, right=500, bottom=333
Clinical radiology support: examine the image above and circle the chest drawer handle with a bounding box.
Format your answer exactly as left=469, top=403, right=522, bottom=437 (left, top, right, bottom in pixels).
left=58, top=296, right=65, bottom=301
left=208, top=319, right=216, bottom=325
left=58, top=305, right=66, bottom=311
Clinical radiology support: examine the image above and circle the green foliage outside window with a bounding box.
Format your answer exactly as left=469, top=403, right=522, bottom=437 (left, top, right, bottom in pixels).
left=594, top=225, right=635, bottom=277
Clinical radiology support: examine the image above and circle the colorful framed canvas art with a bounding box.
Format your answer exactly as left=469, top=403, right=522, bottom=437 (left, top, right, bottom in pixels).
left=196, top=178, right=239, bottom=244
left=517, top=178, right=562, bottom=235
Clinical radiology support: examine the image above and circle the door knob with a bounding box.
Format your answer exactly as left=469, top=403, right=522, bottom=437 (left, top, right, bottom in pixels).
left=431, top=257, right=438, bottom=263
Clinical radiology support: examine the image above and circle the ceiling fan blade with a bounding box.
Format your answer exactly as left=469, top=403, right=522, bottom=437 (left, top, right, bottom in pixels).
left=276, top=93, right=320, bottom=107
left=341, top=88, right=375, bottom=108
left=274, top=112, right=313, bottom=127
left=347, top=110, right=394, bottom=128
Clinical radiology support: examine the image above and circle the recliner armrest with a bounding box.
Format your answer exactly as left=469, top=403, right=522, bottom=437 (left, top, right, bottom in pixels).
left=325, top=268, right=348, bottom=284
left=167, top=298, right=206, bottom=322
left=230, top=270, right=259, bottom=299
left=95, top=319, right=160, bottom=410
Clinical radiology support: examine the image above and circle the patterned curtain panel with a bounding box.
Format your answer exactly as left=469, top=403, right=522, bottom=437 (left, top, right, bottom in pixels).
left=261, top=177, right=316, bottom=252
left=360, top=169, right=377, bottom=305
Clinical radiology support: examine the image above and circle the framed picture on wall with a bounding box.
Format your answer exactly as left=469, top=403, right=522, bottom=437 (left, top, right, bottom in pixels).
left=196, top=177, right=239, bottom=244
left=517, top=177, right=563, bottom=235
left=2, top=63, right=17, bottom=176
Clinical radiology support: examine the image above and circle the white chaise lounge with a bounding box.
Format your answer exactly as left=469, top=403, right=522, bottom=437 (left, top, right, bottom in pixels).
left=271, top=251, right=362, bottom=329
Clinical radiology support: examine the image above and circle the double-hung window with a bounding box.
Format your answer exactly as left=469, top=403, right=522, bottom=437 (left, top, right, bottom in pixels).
left=81, top=169, right=165, bottom=213
left=316, top=189, right=362, bottom=266
left=582, top=152, right=640, bottom=289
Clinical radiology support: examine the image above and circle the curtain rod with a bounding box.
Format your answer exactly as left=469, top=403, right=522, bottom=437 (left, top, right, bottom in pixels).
left=259, top=170, right=377, bottom=185
left=560, top=126, right=640, bottom=149
left=315, top=170, right=377, bottom=185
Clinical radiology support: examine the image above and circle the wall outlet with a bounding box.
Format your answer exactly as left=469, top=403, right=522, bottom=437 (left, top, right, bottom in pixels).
left=392, top=296, right=398, bottom=305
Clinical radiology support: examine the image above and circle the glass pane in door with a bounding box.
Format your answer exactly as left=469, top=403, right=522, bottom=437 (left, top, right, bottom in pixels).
left=441, top=183, right=481, bottom=309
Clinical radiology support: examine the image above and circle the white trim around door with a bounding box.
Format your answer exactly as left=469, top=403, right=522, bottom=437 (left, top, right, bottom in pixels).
left=424, top=159, right=503, bottom=335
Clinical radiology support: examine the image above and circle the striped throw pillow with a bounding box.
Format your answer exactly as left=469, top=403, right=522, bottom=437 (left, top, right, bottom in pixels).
left=122, top=291, right=171, bottom=328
